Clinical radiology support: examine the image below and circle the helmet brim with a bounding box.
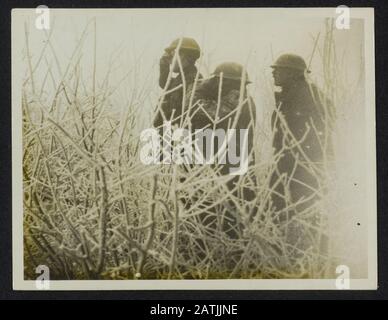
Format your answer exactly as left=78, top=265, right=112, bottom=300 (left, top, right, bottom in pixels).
left=212, top=74, right=252, bottom=84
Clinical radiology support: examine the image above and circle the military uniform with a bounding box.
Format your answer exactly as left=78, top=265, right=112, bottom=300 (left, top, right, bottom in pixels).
left=269, top=54, right=335, bottom=265
left=190, top=87, right=256, bottom=172
left=188, top=63, right=256, bottom=174
left=186, top=63, right=257, bottom=240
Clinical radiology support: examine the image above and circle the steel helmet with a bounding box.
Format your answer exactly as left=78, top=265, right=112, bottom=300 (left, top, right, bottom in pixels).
left=165, top=37, right=201, bottom=54
left=271, top=54, right=311, bottom=73
left=211, top=62, right=251, bottom=83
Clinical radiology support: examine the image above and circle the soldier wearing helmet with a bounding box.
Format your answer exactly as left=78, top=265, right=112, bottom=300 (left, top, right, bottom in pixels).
left=188, top=62, right=257, bottom=239
left=153, top=37, right=202, bottom=129
left=189, top=62, right=256, bottom=172
left=269, top=53, right=335, bottom=221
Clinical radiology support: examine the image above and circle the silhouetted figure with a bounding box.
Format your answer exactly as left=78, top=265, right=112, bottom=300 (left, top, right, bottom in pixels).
left=270, top=53, right=334, bottom=222
left=188, top=62, right=257, bottom=240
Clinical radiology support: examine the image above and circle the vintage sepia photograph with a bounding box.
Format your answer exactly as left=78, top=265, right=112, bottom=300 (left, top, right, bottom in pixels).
left=12, top=7, right=376, bottom=290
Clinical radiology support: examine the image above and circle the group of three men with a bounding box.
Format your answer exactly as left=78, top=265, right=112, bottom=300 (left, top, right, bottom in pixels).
left=152, top=37, right=334, bottom=225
